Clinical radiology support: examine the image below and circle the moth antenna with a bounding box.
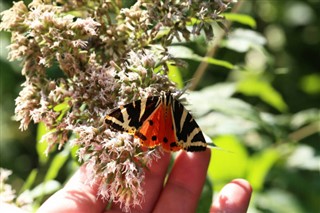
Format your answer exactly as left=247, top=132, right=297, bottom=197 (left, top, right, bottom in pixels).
left=207, top=143, right=235, bottom=154
left=173, top=79, right=195, bottom=101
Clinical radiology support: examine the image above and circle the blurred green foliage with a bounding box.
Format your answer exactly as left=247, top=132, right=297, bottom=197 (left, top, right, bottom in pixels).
left=1, top=0, right=319, bottom=212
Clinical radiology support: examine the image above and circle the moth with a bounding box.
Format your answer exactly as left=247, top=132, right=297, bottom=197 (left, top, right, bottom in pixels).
left=105, top=92, right=209, bottom=152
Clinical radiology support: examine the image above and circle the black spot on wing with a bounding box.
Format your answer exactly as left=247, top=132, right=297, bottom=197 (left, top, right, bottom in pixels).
left=151, top=135, right=157, bottom=141
left=163, top=137, right=168, bottom=143
left=148, top=120, right=154, bottom=126
left=170, top=142, right=179, bottom=148
left=135, top=131, right=147, bottom=141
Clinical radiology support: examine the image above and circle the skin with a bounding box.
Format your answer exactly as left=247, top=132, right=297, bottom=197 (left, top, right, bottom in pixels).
left=34, top=149, right=252, bottom=213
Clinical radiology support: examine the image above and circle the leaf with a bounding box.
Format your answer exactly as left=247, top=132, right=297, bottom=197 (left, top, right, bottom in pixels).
left=247, top=148, right=280, bottom=191
left=223, top=13, right=257, bottom=28
left=187, top=83, right=238, bottom=116
left=168, top=46, right=234, bottom=69
left=208, top=135, right=248, bottom=190
left=53, top=98, right=71, bottom=122
left=255, top=189, right=305, bottom=213
left=286, top=144, right=320, bottom=171
left=237, top=78, right=288, bottom=112
left=223, top=28, right=266, bottom=53
left=291, top=108, right=320, bottom=128
left=29, top=180, right=61, bottom=199
left=167, top=62, right=184, bottom=89
left=300, top=73, right=320, bottom=95
left=189, top=93, right=261, bottom=123
left=19, top=169, right=38, bottom=193
left=36, top=122, right=49, bottom=165
left=196, top=177, right=213, bottom=213
left=44, top=148, right=69, bottom=181
left=196, top=112, right=257, bottom=137
left=53, top=100, right=69, bottom=112
left=202, top=56, right=234, bottom=69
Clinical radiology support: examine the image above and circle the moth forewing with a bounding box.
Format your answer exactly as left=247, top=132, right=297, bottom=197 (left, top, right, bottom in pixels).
left=105, top=92, right=208, bottom=152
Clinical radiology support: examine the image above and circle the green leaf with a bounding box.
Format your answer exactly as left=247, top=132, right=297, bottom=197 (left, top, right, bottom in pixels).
left=189, top=91, right=261, bottom=122
left=196, top=177, right=213, bottom=213
left=196, top=112, right=257, bottom=137
left=167, top=62, right=184, bottom=89
left=44, top=149, right=69, bottom=181
left=223, top=29, right=266, bottom=53
left=300, top=73, right=320, bottom=95
left=247, top=148, right=280, bottom=190
left=208, top=135, right=248, bottom=190
left=223, top=13, right=257, bottom=28
left=287, top=144, right=320, bottom=171
left=168, top=46, right=234, bottom=69
left=29, top=180, right=61, bottom=199
left=237, top=78, right=288, bottom=112
left=188, top=83, right=238, bottom=116
left=202, top=56, right=234, bottom=69
left=36, top=122, right=50, bottom=165
left=53, top=100, right=70, bottom=112
left=291, top=108, right=320, bottom=128
left=256, top=189, right=305, bottom=213
left=53, top=98, right=71, bottom=122
left=19, top=169, right=38, bottom=193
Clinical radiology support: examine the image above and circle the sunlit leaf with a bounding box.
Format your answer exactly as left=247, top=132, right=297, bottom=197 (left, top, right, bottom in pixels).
left=29, top=180, right=61, bottom=199
left=44, top=149, right=69, bottom=181
left=256, top=189, right=305, bottom=213
left=36, top=122, right=49, bottom=165
left=223, top=13, right=257, bottom=28
left=208, top=135, right=248, bottom=190
left=202, top=56, right=234, bottom=69
left=237, top=78, right=288, bottom=112
left=53, top=100, right=69, bottom=112
left=168, top=46, right=234, bottom=69
left=20, top=169, right=38, bottom=193
left=196, top=177, right=213, bottom=213
left=53, top=98, right=71, bottom=122
left=167, top=62, right=184, bottom=89
left=196, top=112, right=257, bottom=137
left=291, top=108, right=320, bottom=128
left=247, top=148, right=280, bottom=190
left=190, top=95, right=261, bottom=123
left=188, top=83, right=238, bottom=116
left=223, top=28, right=266, bottom=52
left=300, top=73, right=320, bottom=95
left=287, top=144, right=320, bottom=171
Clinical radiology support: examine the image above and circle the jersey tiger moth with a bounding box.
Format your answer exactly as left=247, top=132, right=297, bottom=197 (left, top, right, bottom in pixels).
left=105, top=92, right=209, bottom=152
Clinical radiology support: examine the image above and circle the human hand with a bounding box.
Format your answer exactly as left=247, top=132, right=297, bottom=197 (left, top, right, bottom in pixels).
left=37, top=149, right=252, bottom=213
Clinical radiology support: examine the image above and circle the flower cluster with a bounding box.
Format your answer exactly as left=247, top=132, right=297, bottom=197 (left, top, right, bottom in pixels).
left=0, top=168, right=33, bottom=211
left=1, top=0, right=230, bottom=211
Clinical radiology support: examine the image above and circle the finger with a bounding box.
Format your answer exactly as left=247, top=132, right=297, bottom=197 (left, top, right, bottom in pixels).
left=153, top=149, right=211, bottom=213
left=37, top=165, right=108, bottom=213
left=109, top=152, right=171, bottom=213
left=210, top=179, right=252, bottom=213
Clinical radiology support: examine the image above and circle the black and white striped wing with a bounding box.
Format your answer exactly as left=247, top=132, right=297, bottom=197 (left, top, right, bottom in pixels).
left=105, top=96, right=161, bottom=134
left=171, top=98, right=207, bottom=151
